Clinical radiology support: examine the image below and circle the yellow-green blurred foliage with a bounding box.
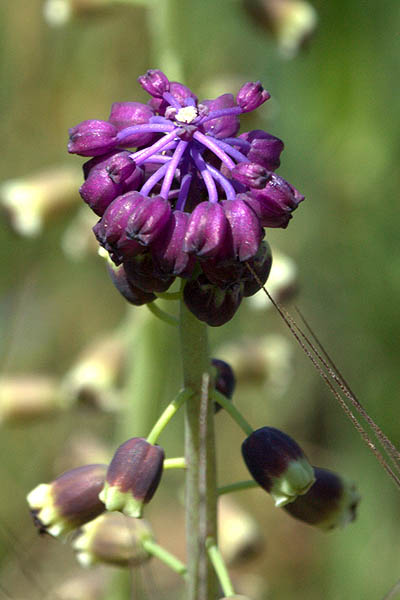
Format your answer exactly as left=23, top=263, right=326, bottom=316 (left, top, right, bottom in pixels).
left=1, top=0, right=399, bottom=598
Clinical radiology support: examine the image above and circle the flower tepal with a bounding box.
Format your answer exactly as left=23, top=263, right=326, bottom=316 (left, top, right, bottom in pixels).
left=69, top=69, right=304, bottom=325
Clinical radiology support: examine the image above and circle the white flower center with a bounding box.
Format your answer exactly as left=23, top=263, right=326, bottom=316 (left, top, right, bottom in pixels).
left=175, top=106, right=198, bottom=124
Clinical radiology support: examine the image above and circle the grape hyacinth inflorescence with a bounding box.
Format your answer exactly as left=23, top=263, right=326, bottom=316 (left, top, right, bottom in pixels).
left=69, top=69, right=304, bottom=325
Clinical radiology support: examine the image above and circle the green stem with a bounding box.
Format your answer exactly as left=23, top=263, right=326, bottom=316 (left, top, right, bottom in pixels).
left=156, top=291, right=182, bottom=300
left=206, top=537, right=235, bottom=597
left=164, top=457, right=186, bottom=470
left=179, top=299, right=218, bottom=600
left=141, top=538, right=187, bottom=579
left=218, top=480, right=258, bottom=496
left=212, top=390, right=254, bottom=436
left=146, top=388, right=193, bottom=444
left=147, top=302, right=178, bottom=327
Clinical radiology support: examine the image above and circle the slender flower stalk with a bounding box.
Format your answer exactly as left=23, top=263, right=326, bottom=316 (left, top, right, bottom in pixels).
left=206, top=537, right=236, bottom=597
left=146, top=388, right=193, bottom=445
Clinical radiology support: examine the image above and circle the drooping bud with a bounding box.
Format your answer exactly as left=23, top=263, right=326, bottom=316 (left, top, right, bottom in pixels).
left=239, top=130, right=284, bottom=171
left=183, top=201, right=233, bottom=260
left=123, top=251, right=175, bottom=293
left=237, top=81, right=270, bottom=112
left=242, top=239, right=273, bottom=297
left=138, top=69, right=170, bottom=97
left=99, top=438, right=164, bottom=518
left=212, top=358, right=236, bottom=413
left=152, top=210, right=195, bottom=277
left=241, top=426, right=315, bottom=507
left=0, top=166, right=81, bottom=237
left=222, top=198, right=263, bottom=262
left=68, top=120, right=118, bottom=157
left=108, top=261, right=156, bottom=305
left=73, top=512, right=154, bottom=567
left=231, top=162, right=271, bottom=189
left=0, top=375, right=62, bottom=423
left=80, top=151, right=139, bottom=216
left=93, top=192, right=145, bottom=264
left=243, top=173, right=304, bottom=228
left=27, top=464, right=107, bottom=538
left=283, top=467, right=360, bottom=530
left=126, top=195, right=172, bottom=246
left=108, top=102, right=156, bottom=148
left=200, top=94, right=240, bottom=139
left=183, top=274, right=243, bottom=327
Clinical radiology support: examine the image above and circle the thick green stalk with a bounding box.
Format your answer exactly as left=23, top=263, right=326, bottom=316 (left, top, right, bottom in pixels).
left=179, top=299, right=218, bottom=600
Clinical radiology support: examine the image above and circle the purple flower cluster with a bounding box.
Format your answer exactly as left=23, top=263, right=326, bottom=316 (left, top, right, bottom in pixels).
left=68, top=69, right=304, bottom=325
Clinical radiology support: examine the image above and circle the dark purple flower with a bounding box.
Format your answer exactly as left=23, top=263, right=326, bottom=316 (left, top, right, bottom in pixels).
left=242, top=427, right=315, bottom=507
left=99, top=438, right=164, bottom=518
left=212, top=358, right=236, bottom=413
left=242, top=240, right=272, bottom=297
left=107, top=262, right=156, bottom=306
left=199, top=93, right=240, bottom=139
left=237, top=81, right=270, bottom=112
left=27, top=464, right=107, bottom=538
left=68, top=120, right=118, bottom=156
left=183, top=274, right=243, bottom=327
left=283, top=467, right=360, bottom=530
left=123, top=252, right=175, bottom=293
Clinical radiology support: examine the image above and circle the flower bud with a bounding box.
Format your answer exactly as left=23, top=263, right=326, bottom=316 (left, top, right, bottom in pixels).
left=93, top=192, right=145, bottom=264
left=237, top=81, right=270, bottom=112
left=242, top=240, right=273, bottom=297
left=123, top=251, right=175, bottom=293
left=138, top=69, right=170, bottom=98
left=68, top=120, right=118, bottom=157
left=183, top=201, right=233, bottom=260
left=183, top=274, right=243, bottom=327
left=241, top=427, right=315, bottom=507
left=240, top=129, right=284, bottom=171
left=152, top=210, right=196, bottom=277
left=99, top=438, right=164, bottom=518
left=0, top=375, right=61, bottom=423
left=243, top=173, right=304, bottom=228
left=108, top=261, right=156, bottom=305
left=27, top=464, right=107, bottom=538
left=212, top=358, right=236, bottom=413
left=231, top=162, right=271, bottom=189
left=80, top=151, right=139, bottom=216
left=283, top=467, right=360, bottom=530
left=0, top=166, right=81, bottom=237
left=109, top=102, right=156, bottom=148
left=222, top=198, right=263, bottom=262
left=126, top=195, right=172, bottom=246
left=73, top=512, right=154, bottom=567
left=200, top=94, right=240, bottom=139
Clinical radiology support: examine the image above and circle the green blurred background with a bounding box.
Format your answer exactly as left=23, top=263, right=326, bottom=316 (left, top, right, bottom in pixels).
left=1, top=0, right=400, bottom=598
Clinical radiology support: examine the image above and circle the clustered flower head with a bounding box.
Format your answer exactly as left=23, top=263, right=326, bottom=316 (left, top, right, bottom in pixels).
left=69, top=69, right=304, bottom=326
